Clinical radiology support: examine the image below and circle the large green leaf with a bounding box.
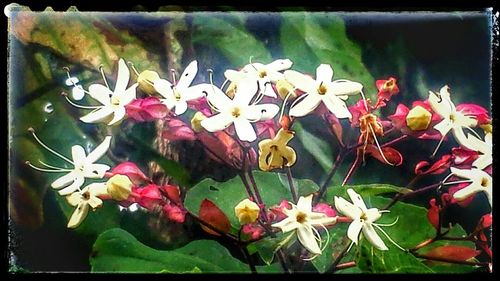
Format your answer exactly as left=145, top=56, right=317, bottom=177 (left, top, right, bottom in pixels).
left=184, top=171, right=319, bottom=230
left=326, top=183, right=412, bottom=201
left=191, top=14, right=272, bottom=66
left=91, top=228, right=250, bottom=273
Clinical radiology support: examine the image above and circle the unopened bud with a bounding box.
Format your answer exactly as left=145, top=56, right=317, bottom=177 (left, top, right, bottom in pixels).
left=106, top=174, right=133, bottom=201
left=191, top=112, right=207, bottom=133
left=406, top=105, right=432, bottom=131
left=276, top=79, right=296, bottom=100
left=225, top=82, right=237, bottom=99
left=138, top=70, right=160, bottom=95
left=234, top=198, right=260, bottom=224
left=480, top=123, right=492, bottom=134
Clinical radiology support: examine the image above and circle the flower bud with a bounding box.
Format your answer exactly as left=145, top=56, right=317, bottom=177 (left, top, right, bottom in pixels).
left=276, top=79, right=296, bottom=100
left=406, top=105, right=432, bottom=131
left=234, top=199, right=260, bottom=224
left=106, top=174, right=133, bottom=201
left=191, top=111, right=207, bottom=133
left=225, top=82, right=237, bottom=99
left=480, top=123, right=492, bottom=134
left=138, top=70, right=160, bottom=95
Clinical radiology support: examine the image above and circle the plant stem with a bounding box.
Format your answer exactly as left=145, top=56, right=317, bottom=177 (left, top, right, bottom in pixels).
left=286, top=166, right=298, bottom=203
left=241, top=245, right=257, bottom=274
left=381, top=135, right=408, bottom=148
left=326, top=237, right=352, bottom=273
left=314, top=151, right=345, bottom=204
left=335, top=261, right=356, bottom=271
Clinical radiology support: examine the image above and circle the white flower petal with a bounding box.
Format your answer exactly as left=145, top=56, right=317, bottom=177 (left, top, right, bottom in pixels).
left=260, top=80, right=278, bottom=98
left=67, top=203, right=90, bottom=229
left=272, top=217, right=300, bottom=233
left=88, top=84, right=113, bottom=106
left=297, top=225, right=322, bottom=255
left=364, top=208, right=382, bottom=223
left=86, top=182, right=109, bottom=197
left=322, top=94, right=352, bottom=119
left=51, top=171, right=78, bottom=189
left=316, top=64, right=333, bottom=83
left=347, top=219, right=363, bottom=244
left=452, top=183, right=482, bottom=201
left=174, top=100, right=188, bottom=115
left=284, top=70, right=316, bottom=93
left=224, top=69, right=247, bottom=82
left=330, top=81, right=363, bottom=96
left=450, top=167, right=476, bottom=180
left=289, top=94, right=322, bottom=117
left=362, top=223, right=388, bottom=250
left=200, top=113, right=234, bottom=132
left=428, top=90, right=453, bottom=118
left=118, top=84, right=138, bottom=106
left=297, top=194, right=313, bottom=213
left=334, top=196, right=362, bottom=219
left=84, top=136, right=112, bottom=164
left=205, top=85, right=233, bottom=109
left=80, top=106, right=115, bottom=124
left=233, top=78, right=259, bottom=106
left=267, top=59, right=293, bottom=72
left=72, top=86, right=85, bottom=101
left=176, top=60, right=198, bottom=90
left=433, top=119, right=453, bottom=137
left=182, top=83, right=210, bottom=101
left=114, top=59, right=131, bottom=93
left=83, top=163, right=111, bottom=178
left=234, top=118, right=257, bottom=142
left=452, top=127, right=471, bottom=147
left=153, top=79, right=174, bottom=100
left=108, top=106, right=126, bottom=126
left=66, top=192, right=83, bottom=207
left=71, top=145, right=87, bottom=168
left=58, top=176, right=85, bottom=196
left=472, top=155, right=491, bottom=170
left=347, top=189, right=368, bottom=212
left=244, top=104, right=280, bottom=121
left=308, top=213, right=337, bottom=226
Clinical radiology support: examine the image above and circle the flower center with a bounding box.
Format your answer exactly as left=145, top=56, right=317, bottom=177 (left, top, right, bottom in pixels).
left=384, top=78, right=395, bottom=90
left=317, top=83, right=328, bottom=95
left=258, top=70, right=267, bottom=78
left=360, top=212, right=368, bottom=221
left=481, top=177, right=488, bottom=187
left=173, top=88, right=182, bottom=101
left=82, top=192, right=90, bottom=200
left=296, top=212, right=307, bottom=223
left=449, top=113, right=456, bottom=122
left=111, top=96, right=120, bottom=106
left=231, top=107, right=241, bottom=118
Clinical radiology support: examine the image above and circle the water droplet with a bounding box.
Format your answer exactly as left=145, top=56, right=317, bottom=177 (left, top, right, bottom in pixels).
left=43, top=118, right=48, bottom=122
left=43, top=102, right=54, bottom=113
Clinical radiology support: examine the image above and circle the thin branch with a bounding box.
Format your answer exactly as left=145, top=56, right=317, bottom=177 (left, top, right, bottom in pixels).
left=314, top=151, right=345, bottom=204
left=286, top=166, right=298, bottom=203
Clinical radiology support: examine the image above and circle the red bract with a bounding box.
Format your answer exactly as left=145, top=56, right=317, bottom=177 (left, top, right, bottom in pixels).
left=162, top=118, right=197, bottom=141
left=109, top=162, right=150, bottom=184
left=324, top=113, right=344, bottom=146
left=456, top=103, right=490, bottom=125
left=427, top=198, right=440, bottom=230
left=424, top=245, right=480, bottom=262
left=364, top=145, right=403, bottom=166
left=197, top=131, right=250, bottom=169
left=162, top=203, right=187, bottom=223
left=388, top=102, right=441, bottom=140
left=125, top=97, right=168, bottom=122
left=447, top=181, right=475, bottom=207
left=187, top=96, right=212, bottom=116
left=312, top=203, right=336, bottom=217
left=256, top=119, right=277, bottom=139
left=268, top=199, right=291, bottom=222
left=348, top=99, right=372, bottom=128
left=242, top=223, right=265, bottom=240
left=414, top=154, right=452, bottom=175
left=452, top=147, right=478, bottom=167
left=132, top=184, right=163, bottom=210
left=161, top=184, right=181, bottom=204
left=375, top=77, right=399, bottom=108
left=199, top=199, right=231, bottom=236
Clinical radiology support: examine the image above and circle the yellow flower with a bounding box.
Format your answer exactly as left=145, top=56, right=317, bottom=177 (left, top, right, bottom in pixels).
left=258, top=128, right=296, bottom=171
left=138, top=70, right=160, bottom=95
left=406, top=105, right=432, bottom=131
left=191, top=111, right=207, bottom=133
left=106, top=174, right=133, bottom=201
left=234, top=199, right=260, bottom=224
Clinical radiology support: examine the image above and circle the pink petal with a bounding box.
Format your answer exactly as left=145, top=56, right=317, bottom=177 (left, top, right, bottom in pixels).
left=110, top=162, right=150, bottom=184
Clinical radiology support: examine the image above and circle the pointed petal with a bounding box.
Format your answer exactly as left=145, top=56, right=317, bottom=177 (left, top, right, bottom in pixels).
left=322, top=94, right=352, bottom=119
left=85, top=136, right=112, bottom=164
left=365, top=208, right=382, bottom=223
left=347, top=220, right=363, bottom=244
left=244, top=104, right=280, bottom=121
left=234, top=118, right=257, bottom=142
left=182, top=83, right=210, bottom=101
left=347, top=189, right=368, bottom=212
left=205, top=85, right=233, bottom=109
left=464, top=133, right=490, bottom=154
left=153, top=79, right=174, bottom=100
left=174, top=100, right=188, bottom=115
left=289, top=94, right=322, bottom=117
left=265, top=71, right=284, bottom=83
left=200, top=113, right=233, bottom=132
left=297, top=225, right=322, bottom=255
left=316, top=64, right=333, bottom=83
left=234, top=78, right=258, bottom=106
left=472, top=155, right=491, bottom=170
left=83, top=163, right=110, bottom=178
left=308, top=213, right=337, bottom=226
left=452, top=127, right=471, bottom=147
left=115, top=58, right=131, bottom=93
left=58, top=175, right=85, bottom=196
left=452, top=184, right=482, bottom=201
left=67, top=203, right=90, bottom=228
left=362, top=223, right=388, bottom=250
left=118, top=83, right=138, bottom=106
left=80, top=106, right=114, bottom=123
left=433, top=119, right=452, bottom=137
left=284, top=70, right=316, bottom=93
left=297, top=194, right=313, bottom=213
left=450, top=167, right=476, bottom=180
left=272, top=217, right=300, bottom=233
left=176, top=60, right=198, bottom=89
left=428, top=90, right=453, bottom=118
left=66, top=192, right=83, bottom=207
left=267, top=59, right=293, bottom=72
left=261, top=80, right=278, bottom=98
left=108, top=106, right=126, bottom=125
left=71, top=145, right=87, bottom=168
left=51, top=171, right=77, bottom=189
left=224, top=69, right=247, bottom=82
left=334, top=196, right=362, bottom=219
left=88, top=84, right=112, bottom=106
left=330, top=81, right=363, bottom=96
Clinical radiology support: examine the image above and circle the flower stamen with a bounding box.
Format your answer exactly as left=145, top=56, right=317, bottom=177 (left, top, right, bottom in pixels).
left=28, top=128, right=74, bottom=164
left=99, top=64, right=110, bottom=89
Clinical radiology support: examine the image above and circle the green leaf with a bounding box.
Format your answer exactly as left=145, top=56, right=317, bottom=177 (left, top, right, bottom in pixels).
left=191, top=14, right=272, bottom=66
left=326, top=183, right=412, bottom=201
left=251, top=232, right=295, bottom=265
left=184, top=171, right=319, bottom=230
left=280, top=12, right=376, bottom=96
left=91, top=228, right=251, bottom=273
left=293, top=121, right=335, bottom=173
left=311, top=224, right=349, bottom=273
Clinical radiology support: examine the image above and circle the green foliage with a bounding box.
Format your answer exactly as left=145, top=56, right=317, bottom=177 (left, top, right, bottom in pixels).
left=91, top=228, right=250, bottom=273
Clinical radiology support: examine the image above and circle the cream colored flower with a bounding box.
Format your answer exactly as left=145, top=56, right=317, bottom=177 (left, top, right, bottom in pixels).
left=106, top=174, right=133, bottom=201
left=406, top=105, right=432, bottom=131
left=234, top=199, right=260, bottom=224
left=258, top=128, right=296, bottom=171
left=66, top=183, right=108, bottom=228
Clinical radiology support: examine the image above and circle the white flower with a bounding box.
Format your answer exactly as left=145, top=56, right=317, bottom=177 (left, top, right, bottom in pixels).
left=450, top=167, right=492, bottom=207
left=271, top=195, right=337, bottom=256
left=153, top=60, right=208, bottom=115
left=200, top=78, right=280, bottom=142
left=462, top=132, right=492, bottom=170
left=428, top=85, right=477, bottom=148
left=335, top=189, right=401, bottom=251
left=50, top=136, right=112, bottom=196
left=225, top=59, right=293, bottom=98
left=80, top=59, right=138, bottom=125
left=65, top=183, right=108, bottom=228
left=284, top=64, right=363, bottom=118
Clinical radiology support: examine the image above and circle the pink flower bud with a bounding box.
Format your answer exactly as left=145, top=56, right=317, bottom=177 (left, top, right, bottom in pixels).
left=312, top=203, right=336, bottom=217
left=132, top=184, right=163, bottom=210
left=162, top=203, right=187, bottom=223
left=110, top=162, right=150, bottom=184
left=162, top=118, right=197, bottom=141
left=125, top=97, right=168, bottom=122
